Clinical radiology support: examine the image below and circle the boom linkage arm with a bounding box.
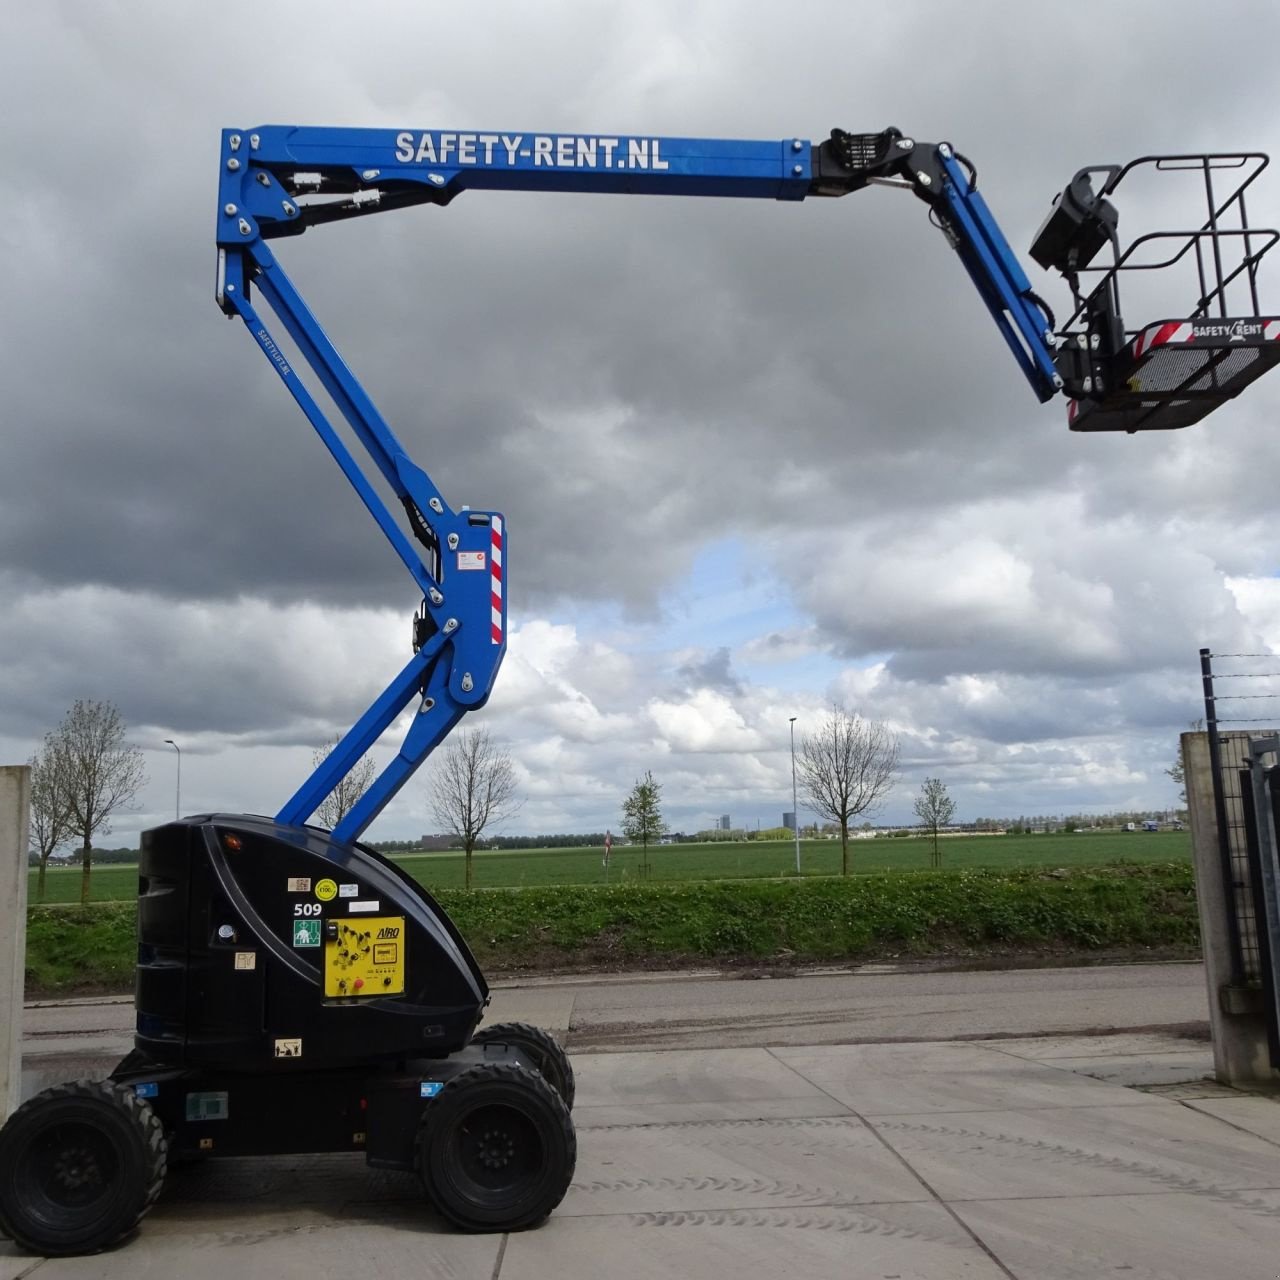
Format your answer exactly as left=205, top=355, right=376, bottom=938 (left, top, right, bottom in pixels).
left=215, top=123, right=1060, bottom=841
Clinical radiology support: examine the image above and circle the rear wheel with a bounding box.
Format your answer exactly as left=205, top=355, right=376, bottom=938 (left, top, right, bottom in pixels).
left=420, top=1062, right=575, bottom=1232
left=0, top=1079, right=167, bottom=1256
left=471, top=1021, right=576, bottom=1111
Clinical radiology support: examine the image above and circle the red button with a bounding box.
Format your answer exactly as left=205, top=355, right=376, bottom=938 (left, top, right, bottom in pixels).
left=353, top=978, right=364, bottom=990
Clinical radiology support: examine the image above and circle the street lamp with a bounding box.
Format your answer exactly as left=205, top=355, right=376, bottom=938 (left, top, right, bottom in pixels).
left=164, top=739, right=181, bottom=820
left=789, top=717, right=800, bottom=874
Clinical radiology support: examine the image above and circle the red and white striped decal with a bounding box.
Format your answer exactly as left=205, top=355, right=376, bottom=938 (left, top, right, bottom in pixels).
left=1131, top=319, right=1280, bottom=357
left=490, top=516, right=504, bottom=645
left=1131, top=321, right=1193, bottom=360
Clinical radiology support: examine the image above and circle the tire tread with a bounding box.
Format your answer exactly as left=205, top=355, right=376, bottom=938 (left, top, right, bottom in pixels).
left=471, top=1021, right=576, bottom=1110
left=0, top=1078, right=167, bottom=1255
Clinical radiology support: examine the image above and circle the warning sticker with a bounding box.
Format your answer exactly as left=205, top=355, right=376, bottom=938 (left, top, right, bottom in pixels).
left=339, top=883, right=359, bottom=898
left=457, top=550, right=486, bottom=571
left=293, top=919, right=321, bottom=948
left=234, top=951, right=256, bottom=970
left=274, top=1038, right=302, bottom=1058
left=287, top=877, right=311, bottom=893
left=315, top=878, right=338, bottom=902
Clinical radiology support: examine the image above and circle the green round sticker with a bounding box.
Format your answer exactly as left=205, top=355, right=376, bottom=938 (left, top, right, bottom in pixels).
left=315, top=878, right=338, bottom=902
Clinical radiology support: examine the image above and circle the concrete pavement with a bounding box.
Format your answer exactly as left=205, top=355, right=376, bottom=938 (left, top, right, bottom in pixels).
left=9, top=967, right=1280, bottom=1278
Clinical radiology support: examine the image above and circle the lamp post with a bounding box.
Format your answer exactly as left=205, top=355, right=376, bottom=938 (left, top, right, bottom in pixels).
left=163, top=739, right=181, bottom=820
left=789, top=717, right=800, bottom=874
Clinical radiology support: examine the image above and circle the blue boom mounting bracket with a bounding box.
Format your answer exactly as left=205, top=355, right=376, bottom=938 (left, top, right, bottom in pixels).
left=214, top=123, right=1061, bottom=842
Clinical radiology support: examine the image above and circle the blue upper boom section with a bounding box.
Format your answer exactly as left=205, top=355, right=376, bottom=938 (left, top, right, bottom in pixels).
left=218, top=126, right=813, bottom=211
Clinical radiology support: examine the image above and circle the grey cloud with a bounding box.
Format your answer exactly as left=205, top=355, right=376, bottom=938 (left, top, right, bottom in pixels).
left=676, top=647, right=742, bottom=695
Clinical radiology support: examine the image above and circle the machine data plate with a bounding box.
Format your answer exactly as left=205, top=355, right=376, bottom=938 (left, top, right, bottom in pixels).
left=324, top=916, right=406, bottom=997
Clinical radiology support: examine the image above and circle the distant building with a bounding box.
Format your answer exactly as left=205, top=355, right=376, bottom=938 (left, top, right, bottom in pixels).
left=783, top=812, right=796, bottom=831
left=719, top=814, right=732, bottom=831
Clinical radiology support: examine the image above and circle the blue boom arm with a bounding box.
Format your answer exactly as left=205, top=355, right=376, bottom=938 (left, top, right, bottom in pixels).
left=215, top=123, right=1059, bottom=841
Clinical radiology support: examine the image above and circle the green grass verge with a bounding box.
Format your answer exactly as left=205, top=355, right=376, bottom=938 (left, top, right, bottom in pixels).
left=25, top=863, right=1199, bottom=995
left=438, top=862, right=1199, bottom=969
left=29, top=830, right=1192, bottom=901
left=26, top=902, right=138, bottom=992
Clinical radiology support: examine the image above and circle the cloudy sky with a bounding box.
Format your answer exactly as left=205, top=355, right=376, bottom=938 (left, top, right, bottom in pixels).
left=6, top=1, right=1280, bottom=846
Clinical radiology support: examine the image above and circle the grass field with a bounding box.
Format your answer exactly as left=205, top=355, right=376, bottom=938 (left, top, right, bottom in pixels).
left=29, top=829, right=1192, bottom=903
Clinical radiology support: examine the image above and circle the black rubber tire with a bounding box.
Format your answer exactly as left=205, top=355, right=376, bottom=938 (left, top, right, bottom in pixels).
left=0, top=1079, right=167, bottom=1256
left=471, top=1021, right=576, bottom=1111
left=420, top=1062, right=575, bottom=1232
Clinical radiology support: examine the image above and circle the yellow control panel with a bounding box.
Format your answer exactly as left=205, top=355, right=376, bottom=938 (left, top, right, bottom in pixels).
left=324, top=916, right=406, bottom=998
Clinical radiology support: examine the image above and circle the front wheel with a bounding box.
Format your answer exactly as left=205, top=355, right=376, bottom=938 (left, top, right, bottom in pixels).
left=0, top=1079, right=167, bottom=1255
left=420, top=1062, right=575, bottom=1232
left=471, top=1021, right=576, bottom=1111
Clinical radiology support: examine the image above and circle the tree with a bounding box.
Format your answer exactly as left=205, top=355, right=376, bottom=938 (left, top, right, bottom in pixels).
left=798, top=705, right=899, bottom=875
left=621, top=770, right=666, bottom=876
left=427, top=728, right=520, bottom=889
left=311, top=734, right=378, bottom=829
left=1166, top=718, right=1204, bottom=807
left=28, top=746, right=72, bottom=903
left=45, top=700, right=146, bottom=905
left=913, top=777, right=956, bottom=868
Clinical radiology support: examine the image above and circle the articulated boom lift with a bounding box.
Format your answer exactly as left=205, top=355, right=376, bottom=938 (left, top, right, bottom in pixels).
left=2, top=123, right=1278, bottom=1258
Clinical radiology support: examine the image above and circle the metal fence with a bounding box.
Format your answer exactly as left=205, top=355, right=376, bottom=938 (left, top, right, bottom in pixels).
left=1200, top=648, right=1280, bottom=990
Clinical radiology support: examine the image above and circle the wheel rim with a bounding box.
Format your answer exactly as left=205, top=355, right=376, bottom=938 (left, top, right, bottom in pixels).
left=22, top=1121, right=121, bottom=1224
left=451, top=1102, right=544, bottom=1198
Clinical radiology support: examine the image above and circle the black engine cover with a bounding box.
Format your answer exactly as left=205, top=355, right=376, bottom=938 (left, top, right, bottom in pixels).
left=134, top=815, right=488, bottom=1069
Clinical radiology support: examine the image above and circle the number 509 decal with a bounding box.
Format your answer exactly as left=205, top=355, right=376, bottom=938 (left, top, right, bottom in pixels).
left=293, top=902, right=323, bottom=917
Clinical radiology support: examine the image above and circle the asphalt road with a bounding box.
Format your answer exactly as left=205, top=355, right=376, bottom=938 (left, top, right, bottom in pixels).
left=552, top=960, right=1210, bottom=1050
left=21, top=961, right=1210, bottom=1089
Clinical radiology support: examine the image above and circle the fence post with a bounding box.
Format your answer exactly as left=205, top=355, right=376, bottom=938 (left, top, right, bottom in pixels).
left=0, top=765, right=30, bottom=1120
left=1185, top=731, right=1280, bottom=1085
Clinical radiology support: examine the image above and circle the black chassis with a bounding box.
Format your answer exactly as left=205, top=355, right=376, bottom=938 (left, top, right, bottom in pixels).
left=112, top=1041, right=528, bottom=1172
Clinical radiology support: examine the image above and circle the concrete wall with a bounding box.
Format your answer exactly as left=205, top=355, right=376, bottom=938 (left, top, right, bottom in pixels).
left=0, top=765, right=30, bottom=1120
left=1184, top=731, right=1280, bottom=1087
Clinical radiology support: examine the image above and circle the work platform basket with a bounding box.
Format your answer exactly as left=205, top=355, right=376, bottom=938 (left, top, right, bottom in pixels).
left=1037, top=152, right=1280, bottom=432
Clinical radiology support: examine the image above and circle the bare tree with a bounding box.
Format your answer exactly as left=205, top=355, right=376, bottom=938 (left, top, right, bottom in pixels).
left=798, top=705, right=898, bottom=876
left=46, top=700, right=146, bottom=905
left=428, top=728, right=520, bottom=889
left=311, top=734, right=378, bottom=829
left=913, top=777, right=956, bottom=868
left=621, top=770, right=666, bottom=877
left=1167, top=718, right=1204, bottom=808
left=29, top=746, right=72, bottom=903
